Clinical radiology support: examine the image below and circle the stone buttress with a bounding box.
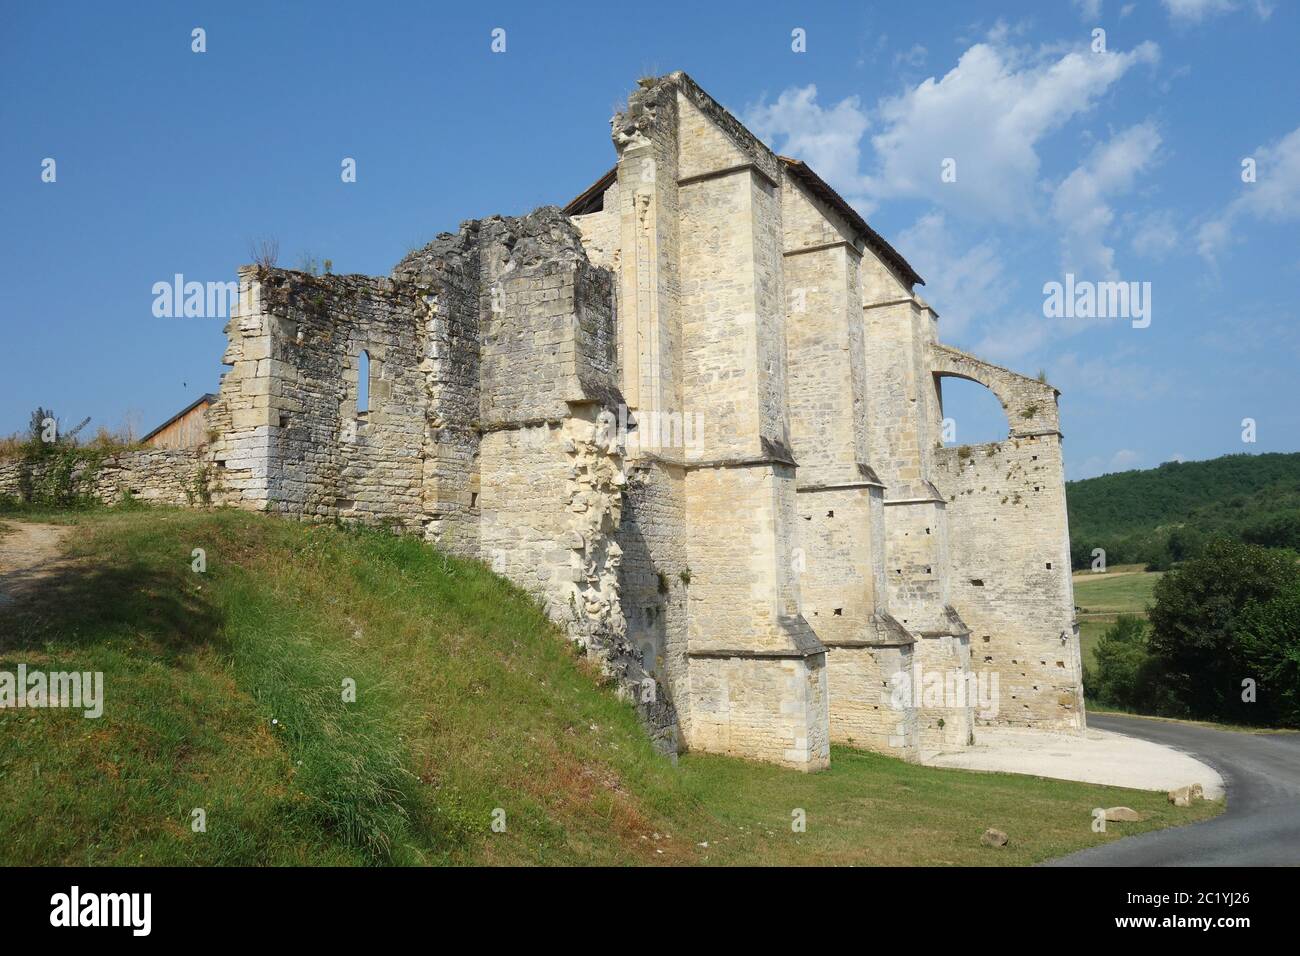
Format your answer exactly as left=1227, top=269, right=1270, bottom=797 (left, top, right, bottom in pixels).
left=596, top=75, right=831, bottom=770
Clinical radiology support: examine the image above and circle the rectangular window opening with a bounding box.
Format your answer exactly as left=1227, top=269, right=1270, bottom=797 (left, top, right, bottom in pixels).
left=357, top=350, right=371, bottom=414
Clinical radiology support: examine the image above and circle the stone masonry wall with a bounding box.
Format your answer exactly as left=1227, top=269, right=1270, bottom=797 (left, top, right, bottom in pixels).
left=206, top=267, right=431, bottom=531
left=0, top=448, right=205, bottom=506
left=825, top=643, right=919, bottom=759
left=392, top=225, right=482, bottom=557
left=206, top=209, right=680, bottom=753
left=688, top=651, right=830, bottom=769
left=614, top=457, right=691, bottom=737
left=928, top=344, right=1083, bottom=731
left=933, top=434, right=1084, bottom=730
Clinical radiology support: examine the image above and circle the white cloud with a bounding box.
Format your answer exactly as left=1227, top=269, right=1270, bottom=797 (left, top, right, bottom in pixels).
left=895, top=213, right=1008, bottom=339
left=1196, top=218, right=1233, bottom=263
left=745, top=39, right=1159, bottom=224
left=744, top=33, right=1170, bottom=363
left=864, top=40, right=1159, bottom=222
left=1221, top=125, right=1300, bottom=221
left=1051, top=122, right=1163, bottom=278
left=1196, top=308, right=1300, bottom=360
left=983, top=19, right=1033, bottom=46
left=1109, top=448, right=1142, bottom=471
left=1130, top=211, right=1181, bottom=260
left=1162, top=0, right=1274, bottom=22
left=1072, top=0, right=1103, bottom=19
left=893, top=214, right=1126, bottom=364
left=1198, top=124, right=1300, bottom=264
left=969, top=315, right=1054, bottom=363
left=1070, top=447, right=1148, bottom=479
left=893, top=44, right=927, bottom=69
left=1049, top=349, right=1173, bottom=400
left=1163, top=0, right=1236, bottom=19
left=745, top=85, right=874, bottom=210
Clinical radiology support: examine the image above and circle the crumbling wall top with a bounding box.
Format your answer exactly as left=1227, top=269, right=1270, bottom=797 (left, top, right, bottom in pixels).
left=393, top=206, right=594, bottom=290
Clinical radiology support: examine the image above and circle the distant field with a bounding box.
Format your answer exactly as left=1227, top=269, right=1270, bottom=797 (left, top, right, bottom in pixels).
left=1072, top=566, right=1162, bottom=667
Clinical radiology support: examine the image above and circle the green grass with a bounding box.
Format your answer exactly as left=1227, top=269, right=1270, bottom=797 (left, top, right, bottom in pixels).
left=0, top=508, right=1221, bottom=865
left=1073, top=566, right=1162, bottom=668
left=1072, top=567, right=1162, bottom=615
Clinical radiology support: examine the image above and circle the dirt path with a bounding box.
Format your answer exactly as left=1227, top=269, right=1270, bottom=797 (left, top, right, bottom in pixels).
left=0, top=521, right=74, bottom=607
left=1070, top=568, right=1155, bottom=583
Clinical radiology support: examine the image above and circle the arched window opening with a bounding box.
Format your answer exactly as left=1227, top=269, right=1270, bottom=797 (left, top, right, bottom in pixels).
left=935, top=375, right=1009, bottom=446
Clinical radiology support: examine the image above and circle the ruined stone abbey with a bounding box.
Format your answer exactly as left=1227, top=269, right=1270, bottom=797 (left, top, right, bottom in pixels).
left=2, top=72, right=1085, bottom=770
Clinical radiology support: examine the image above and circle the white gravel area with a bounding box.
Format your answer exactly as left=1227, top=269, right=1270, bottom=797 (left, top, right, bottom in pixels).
left=923, top=725, right=1225, bottom=798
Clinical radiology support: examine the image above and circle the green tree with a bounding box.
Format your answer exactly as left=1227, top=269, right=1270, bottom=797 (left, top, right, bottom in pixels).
left=1166, top=525, right=1205, bottom=562
left=1242, top=513, right=1300, bottom=551
left=1238, top=583, right=1300, bottom=727
left=1146, top=538, right=1300, bottom=722
left=1087, top=615, right=1156, bottom=709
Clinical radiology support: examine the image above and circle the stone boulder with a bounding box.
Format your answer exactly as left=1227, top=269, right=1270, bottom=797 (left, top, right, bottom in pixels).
left=981, top=828, right=1008, bottom=847
left=1104, top=806, right=1144, bottom=822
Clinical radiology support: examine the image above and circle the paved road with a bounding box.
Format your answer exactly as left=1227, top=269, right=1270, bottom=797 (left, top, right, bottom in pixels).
left=1048, top=714, right=1300, bottom=866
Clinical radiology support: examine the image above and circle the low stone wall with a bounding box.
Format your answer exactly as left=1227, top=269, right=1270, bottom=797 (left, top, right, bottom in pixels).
left=0, top=448, right=206, bottom=506
left=0, top=458, right=22, bottom=497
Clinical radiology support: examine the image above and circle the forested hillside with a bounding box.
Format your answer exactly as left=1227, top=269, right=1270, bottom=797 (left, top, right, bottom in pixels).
left=1067, top=452, right=1300, bottom=569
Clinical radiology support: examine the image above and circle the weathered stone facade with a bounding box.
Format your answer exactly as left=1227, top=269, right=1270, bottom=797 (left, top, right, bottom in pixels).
left=564, top=72, right=1083, bottom=766
left=2, top=71, right=1084, bottom=771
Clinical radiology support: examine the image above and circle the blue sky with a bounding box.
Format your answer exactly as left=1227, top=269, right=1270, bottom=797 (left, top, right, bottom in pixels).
left=2, top=0, right=1296, bottom=478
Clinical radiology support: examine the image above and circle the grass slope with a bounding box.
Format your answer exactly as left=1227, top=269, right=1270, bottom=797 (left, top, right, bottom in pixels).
left=0, top=508, right=1220, bottom=865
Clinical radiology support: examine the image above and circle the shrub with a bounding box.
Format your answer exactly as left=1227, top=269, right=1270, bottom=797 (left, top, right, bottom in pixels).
left=193, top=465, right=213, bottom=507
left=250, top=237, right=279, bottom=272
left=24, top=447, right=103, bottom=507
left=1086, top=615, right=1155, bottom=710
